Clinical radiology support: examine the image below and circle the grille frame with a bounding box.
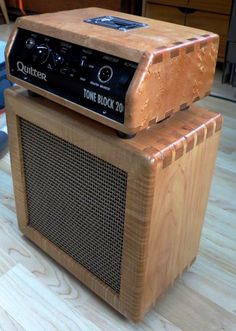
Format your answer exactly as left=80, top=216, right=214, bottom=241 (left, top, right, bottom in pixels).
left=6, top=87, right=154, bottom=321
left=20, top=118, right=128, bottom=293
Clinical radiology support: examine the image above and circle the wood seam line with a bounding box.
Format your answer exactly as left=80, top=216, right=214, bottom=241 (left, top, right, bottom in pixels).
left=143, top=113, right=222, bottom=169
left=151, top=35, right=218, bottom=65
left=214, top=113, right=223, bottom=133
left=143, top=122, right=206, bottom=167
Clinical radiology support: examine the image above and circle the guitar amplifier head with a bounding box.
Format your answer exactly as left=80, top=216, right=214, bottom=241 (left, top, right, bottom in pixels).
left=6, top=86, right=222, bottom=321
left=5, top=7, right=218, bottom=135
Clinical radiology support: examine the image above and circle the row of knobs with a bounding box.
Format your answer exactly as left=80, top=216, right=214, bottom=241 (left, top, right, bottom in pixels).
left=25, top=37, right=114, bottom=83
left=26, top=38, right=63, bottom=66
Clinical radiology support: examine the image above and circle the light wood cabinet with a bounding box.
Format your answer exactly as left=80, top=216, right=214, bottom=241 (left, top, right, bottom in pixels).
left=142, top=0, right=232, bottom=61
left=5, top=0, right=140, bottom=15
left=188, top=0, right=231, bottom=15
left=145, top=4, right=186, bottom=25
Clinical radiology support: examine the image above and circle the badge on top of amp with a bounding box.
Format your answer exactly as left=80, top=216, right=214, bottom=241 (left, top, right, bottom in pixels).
left=5, top=7, right=219, bottom=135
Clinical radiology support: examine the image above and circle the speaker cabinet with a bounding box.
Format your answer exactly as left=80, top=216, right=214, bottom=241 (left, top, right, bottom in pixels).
left=6, top=86, right=222, bottom=321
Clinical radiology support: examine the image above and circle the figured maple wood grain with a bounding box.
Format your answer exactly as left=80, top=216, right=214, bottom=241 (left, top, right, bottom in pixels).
left=5, top=7, right=219, bottom=134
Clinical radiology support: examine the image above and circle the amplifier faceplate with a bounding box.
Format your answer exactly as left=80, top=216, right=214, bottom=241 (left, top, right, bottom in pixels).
left=8, top=28, right=137, bottom=123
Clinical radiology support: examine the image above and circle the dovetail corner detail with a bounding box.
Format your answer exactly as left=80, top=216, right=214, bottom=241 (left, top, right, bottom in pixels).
left=200, top=41, right=208, bottom=48
left=152, top=54, right=163, bottom=64
left=186, top=45, right=194, bottom=54
left=215, top=116, right=223, bottom=132
left=172, top=41, right=183, bottom=45
left=180, top=103, right=188, bottom=111
left=170, top=49, right=179, bottom=58
left=193, top=96, right=200, bottom=102
left=187, top=37, right=198, bottom=41
left=165, top=109, right=174, bottom=118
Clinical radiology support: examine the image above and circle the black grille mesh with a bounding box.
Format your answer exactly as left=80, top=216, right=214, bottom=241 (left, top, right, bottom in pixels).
left=20, top=118, right=127, bottom=293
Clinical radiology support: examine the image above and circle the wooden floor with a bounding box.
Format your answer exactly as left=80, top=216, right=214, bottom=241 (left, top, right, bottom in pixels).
left=0, top=94, right=235, bottom=330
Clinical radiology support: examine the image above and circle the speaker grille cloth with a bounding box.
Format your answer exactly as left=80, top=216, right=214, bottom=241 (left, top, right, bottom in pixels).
left=20, top=118, right=127, bottom=293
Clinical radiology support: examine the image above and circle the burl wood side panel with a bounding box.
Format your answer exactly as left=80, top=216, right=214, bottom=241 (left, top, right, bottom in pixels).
left=127, top=36, right=218, bottom=129
left=5, top=87, right=222, bottom=322
left=5, top=7, right=219, bottom=134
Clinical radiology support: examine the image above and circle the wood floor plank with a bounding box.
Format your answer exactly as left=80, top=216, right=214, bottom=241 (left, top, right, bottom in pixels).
left=0, top=169, right=15, bottom=213
left=0, top=202, right=16, bottom=226
left=155, top=280, right=236, bottom=331
left=0, top=306, right=25, bottom=331
left=183, top=255, right=236, bottom=316
left=200, top=230, right=236, bottom=276
left=216, top=156, right=236, bottom=175
left=0, top=264, right=102, bottom=331
left=198, top=97, right=236, bottom=118
left=0, top=152, right=11, bottom=176
left=0, top=249, right=16, bottom=277
left=76, top=300, right=183, bottom=331
left=0, top=218, right=182, bottom=331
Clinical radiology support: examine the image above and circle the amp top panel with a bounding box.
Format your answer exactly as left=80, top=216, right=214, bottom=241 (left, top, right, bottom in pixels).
left=6, top=7, right=219, bottom=134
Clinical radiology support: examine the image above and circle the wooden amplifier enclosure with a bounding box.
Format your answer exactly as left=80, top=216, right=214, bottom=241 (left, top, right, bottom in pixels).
left=6, top=86, right=222, bottom=321
left=5, top=7, right=219, bottom=134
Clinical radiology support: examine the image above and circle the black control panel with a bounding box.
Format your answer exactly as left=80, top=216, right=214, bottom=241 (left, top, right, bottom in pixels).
left=8, top=29, right=138, bottom=123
